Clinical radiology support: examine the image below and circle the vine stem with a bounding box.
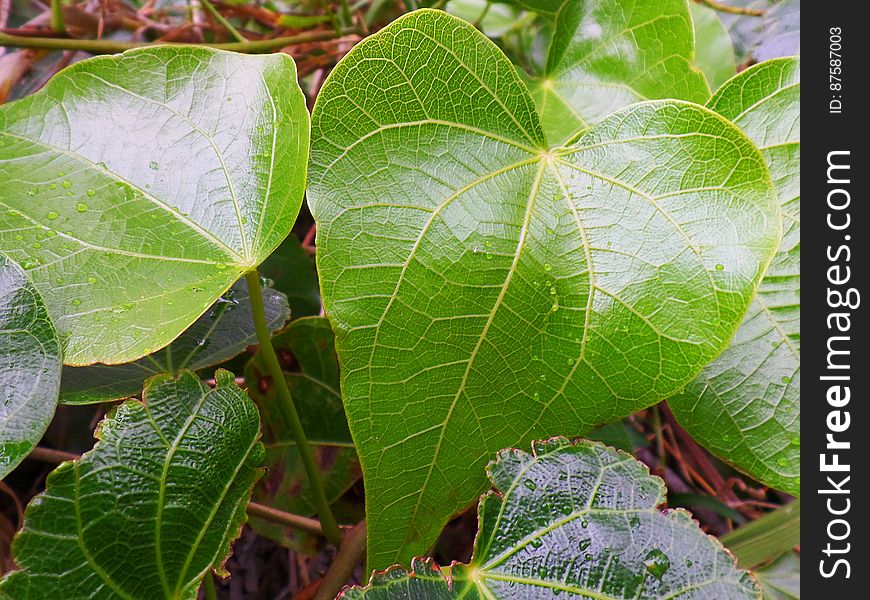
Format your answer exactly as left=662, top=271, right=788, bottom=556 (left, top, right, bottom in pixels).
left=693, top=0, right=765, bottom=16
left=0, top=26, right=358, bottom=54
left=203, top=573, right=218, bottom=600
left=313, top=520, right=366, bottom=600
left=50, top=0, right=65, bottom=34
left=199, top=0, right=247, bottom=43
left=245, top=270, right=343, bottom=547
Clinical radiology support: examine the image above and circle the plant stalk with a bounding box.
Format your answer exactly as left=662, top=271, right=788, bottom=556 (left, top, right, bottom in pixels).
left=0, top=27, right=358, bottom=54
left=721, top=498, right=800, bottom=568
left=246, top=501, right=322, bottom=536
left=203, top=573, right=218, bottom=600
left=313, top=520, right=366, bottom=600
left=694, top=0, right=765, bottom=16
left=244, top=270, right=343, bottom=547
left=199, top=0, right=248, bottom=43
left=50, top=0, right=66, bottom=34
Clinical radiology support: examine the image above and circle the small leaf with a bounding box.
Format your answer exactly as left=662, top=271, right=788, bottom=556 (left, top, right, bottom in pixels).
left=755, top=552, right=799, bottom=600
left=670, top=57, right=800, bottom=495
left=258, top=234, right=321, bottom=319
left=691, top=2, right=737, bottom=90
left=245, top=317, right=360, bottom=548
left=59, top=278, right=290, bottom=405
left=309, top=9, right=780, bottom=569
left=0, top=255, right=62, bottom=479
left=342, top=438, right=760, bottom=599
left=522, top=0, right=711, bottom=143
left=0, top=370, right=263, bottom=599
left=0, top=47, right=309, bottom=365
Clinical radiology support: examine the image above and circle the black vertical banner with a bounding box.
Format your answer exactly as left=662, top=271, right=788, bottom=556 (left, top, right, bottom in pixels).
left=804, top=4, right=866, bottom=596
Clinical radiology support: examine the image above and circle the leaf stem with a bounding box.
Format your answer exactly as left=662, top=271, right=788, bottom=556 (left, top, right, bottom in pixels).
left=203, top=573, right=218, bottom=600
left=50, top=0, right=66, bottom=34
left=244, top=270, right=343, bottom=547
left=313, top=520, right=366, bottom=600
left=0, top=26, right=358, bottom=54
left=199, top=0, right=248, bottom=43
left=693, top=0, right=765, bottom=16
left=246, top=501, right=322, bottom=536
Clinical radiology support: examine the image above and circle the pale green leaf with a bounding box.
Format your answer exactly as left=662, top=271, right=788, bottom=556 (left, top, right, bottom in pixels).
left=670, top=57, right=800, bottom=495
left=245, top=317, right=360, bottom=548
left=342, top=439, right=760, bottom=599
left=691, top=2, right=737, bottom=90
left=309, top=9, right=780, bottom=568
left=0, top=370, right=263, bottom=599
left=0, top=255, right=62, bottom=479
left=59, top=278, right=289, bottom=405
left=522, top=0, right=711, bottom=143
left=0, top=47, right=309, bottom=365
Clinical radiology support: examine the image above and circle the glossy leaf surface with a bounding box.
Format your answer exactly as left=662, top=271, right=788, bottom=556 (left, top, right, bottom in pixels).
left=522, top=0, right=710, bottom=143
left=0, top=47, right=309, bottom=365
left=0, top=255, right=62, bottom=479
left=59, top=278, right=289, bottom=405
left=245, top=317, right=360, bottom=548
left=670, top=57, right=800, bottom=495
left=342, top=439, right=760, bottom=599
left=309, top=9, right=780, bottom=568
left=0, top=371, right=263, bottom=599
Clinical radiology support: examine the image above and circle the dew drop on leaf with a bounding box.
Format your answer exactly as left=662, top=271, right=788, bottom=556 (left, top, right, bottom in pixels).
left=643, top=549, right=670, bottom=579
left=523, top=479, right=537, bottom=491
left=46, top=212, right=58, bottom=220
left=578, top=538, right=591, bottom=551
left=715, top=264, right=725, bottom=271
left=76, top=203, right=88, bottom=213
left=61, top=180, right=72, bottom=189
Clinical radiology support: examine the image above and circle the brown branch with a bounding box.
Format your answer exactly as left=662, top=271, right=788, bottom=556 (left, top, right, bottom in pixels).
left=693, top=0, right=765, bottom=16
left=313, top=520, right=366, bottom=600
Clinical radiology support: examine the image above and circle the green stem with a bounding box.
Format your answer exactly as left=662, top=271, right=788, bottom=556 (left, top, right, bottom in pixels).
left=339, top=0, right=354, bottom=28
left=316, top=0, right=344, bottom=36
left=0, top=26, right=358, bottom=54
left=203, top=573, right=218, bottom=600
left=244, top=270, right=343, bottom=547
left=200, top=0, right=248, bottom=43
left=50, top=0, right=66, bottom=34
left=721, top=498, right=800, bottom=569
left=693, top=0, right=765, bottom=16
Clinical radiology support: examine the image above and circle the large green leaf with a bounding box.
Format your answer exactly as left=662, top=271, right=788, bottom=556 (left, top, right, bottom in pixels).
left=59, top=278, right=289, bottom=405
left=309, top=9, right=780, bottom=568
left=669, top=57, right=800, bottom=495
left=0, top=47, right=309, bottom=365
left=244, top=317, right=360, bottom=549
left=521, top=0, right=711, bottom=143
left=0, top=255, right=62, bottom=479
left=0, top=370, right=263, bottom=599
left=341, top=438, right=760, bottom=599
left=755, top=552, right=799, bottom=599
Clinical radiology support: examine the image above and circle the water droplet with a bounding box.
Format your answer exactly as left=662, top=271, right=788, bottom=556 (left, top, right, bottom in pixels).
left=32, top=242, right=42, bottom=249
left=523, top=479, right=537, bottom=491
left=532, top=392, right=540, bottom=401
left=581, top=519, right=588, bottom=528
left=485, top=240, right=493, bottom=248
left=149, top=161, right=159, bottom=170
left=643, top=549, right=670, bottom=579
left=543, top=263, right=552, bottom=271
left=530, top=538, right=543, bottom=549
left=579, top=538, right=591, bottom=551
left=777, top=457, right=789, bottom=467
left=241, top=216, right=248, bottom=224
left=55, top=277, right=64, bottom=285
left=790, top=436, right=800, bottom=446
left=46, top=211, right=59, bottom=220
left=539, top=374, right=546, bottom=381
left=87, top=189, right=96, bottom=197
left=715, top=264, right=725, bottom=271
left=27, top=187, right=38, bottom=196
left=46, top=230, right=57, bottom=238
left=546, top=228, right=554, bottom=236
left=781, top=376, right=791, bottom=384
left=76, top=203, right=88, bottom=213
left=61, top=180, right=72, bottom=189
left=215, top=263, right=227, bottom=270
left=49, top=183, right=57, bottom=190
left=685, top=558, right=693, bottom=567
left=567, top=358, right=575, bottom=366
left=20, top=258, right=40, bottom=270
left=71, top=299, right=81, bottom=306
left=87, top=276, right=97, bottom=284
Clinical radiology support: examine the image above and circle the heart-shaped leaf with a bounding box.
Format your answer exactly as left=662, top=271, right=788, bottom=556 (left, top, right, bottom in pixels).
left=0, top=370, right=263, bottom=599
left=519, top=0, right=711, bottom=143
left=669, top=57, right=800, bottom=495
left=0, top=255, right=62, bottom=479
left=59, top=278, right=289, bottom=405
left=341, top=438, right=760, bottom=599
left=245, top=317, right=360, bottom=549
left=0, top=47, right=308, bottom=365
left=309, top=9, right=779, bottom=568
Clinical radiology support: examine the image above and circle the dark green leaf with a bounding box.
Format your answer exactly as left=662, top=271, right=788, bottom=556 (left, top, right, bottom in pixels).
left=244, top=317, right=360, bottom=548
left=0, top=370, right=263, bottom=599
left=59, top=278, right=289, bottom=405
left=0, top=255, right=62, bottom=479
left=342, top=438, right=760, bottom=599
left=0, top=47, right=308, bottom=365
left=258, top=234, right=321, bottom=319
left=309, top=9, right=780, bottom=568
left=670, top=57, right=800, bottom=495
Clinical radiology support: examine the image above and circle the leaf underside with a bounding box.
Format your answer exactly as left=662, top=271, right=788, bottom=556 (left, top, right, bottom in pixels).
left=0, top=255, right=62, bottom=479
left=522, top=0, right=711, bottom=144
left=341, top=438, right=760, bottom=599
left=0, top=371, right=263, bottom=600
left=669, top=57, right=800, bottom=495
left=0, top=47, right=309, bottom=365
left=309, top=9, right=780, bottom=569
left=59, top=278, right=290, bottom=405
